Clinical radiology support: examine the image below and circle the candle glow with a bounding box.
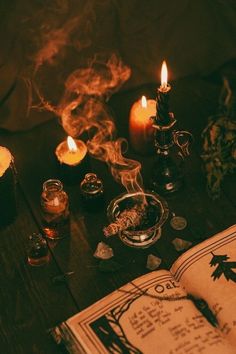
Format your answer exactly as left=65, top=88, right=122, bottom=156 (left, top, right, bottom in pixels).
left=141, top=95, right=147, bottom=108
left=56, top=137, right=87, bottom=166
left=67, top=136, right=78, bottom=153
left=161, top=61, right=168, bottom=90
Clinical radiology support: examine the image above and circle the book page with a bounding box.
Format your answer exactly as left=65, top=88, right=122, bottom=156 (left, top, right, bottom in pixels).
left=55, top=270, right=234, bottom=354
left=171, top=224, right=236, bottom=347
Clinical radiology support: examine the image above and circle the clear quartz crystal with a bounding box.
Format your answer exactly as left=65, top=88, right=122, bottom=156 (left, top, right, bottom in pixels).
left=93, top=242, right=114, bottom=260
left=41, top=179, right=70, bottom=240
left=146, top=254, right=162, bottom=270
left=172, top=238, right=192, bottom=251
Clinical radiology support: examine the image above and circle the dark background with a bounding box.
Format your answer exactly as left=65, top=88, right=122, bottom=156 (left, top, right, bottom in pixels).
left=1, top=0, right=236, bottom=132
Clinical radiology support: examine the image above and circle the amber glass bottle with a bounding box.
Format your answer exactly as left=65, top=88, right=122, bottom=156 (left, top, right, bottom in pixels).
left=41, top=179, right=70, bottom=239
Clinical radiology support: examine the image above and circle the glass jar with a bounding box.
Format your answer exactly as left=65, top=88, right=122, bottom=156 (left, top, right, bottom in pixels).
left=80, top=173, right=104, bottom=211
left=41, top=179, right=70, bottom=240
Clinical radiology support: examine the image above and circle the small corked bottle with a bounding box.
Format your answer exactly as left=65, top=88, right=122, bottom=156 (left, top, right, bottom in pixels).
left=80, top=173, right=104, bottom=211
left=41, top=179, right=70, bottom=239
left=27, top=233, right=50, bottom=266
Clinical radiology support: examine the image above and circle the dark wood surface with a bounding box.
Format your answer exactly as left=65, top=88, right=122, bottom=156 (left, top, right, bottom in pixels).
left=0, top=75, right=235, bottom=353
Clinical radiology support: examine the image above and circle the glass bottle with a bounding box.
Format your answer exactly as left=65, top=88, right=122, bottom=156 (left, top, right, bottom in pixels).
left=41, top=179, right=70, bottom=240
left=80, top=173, right=104, bottom=211
left=27, top=233, right=50, bottom=266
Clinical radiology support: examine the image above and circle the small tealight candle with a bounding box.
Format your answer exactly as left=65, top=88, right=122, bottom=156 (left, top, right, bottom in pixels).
left=55, top=136, right=89, bottom=184
left=129, top=96, right=156, bottom=154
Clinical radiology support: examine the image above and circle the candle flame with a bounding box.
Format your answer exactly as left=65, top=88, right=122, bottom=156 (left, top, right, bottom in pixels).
left=141, top=95, right=147, bottom=108
left=161, top=60, right=168, bottom=89
left=67, top=136, right=78, bottom=152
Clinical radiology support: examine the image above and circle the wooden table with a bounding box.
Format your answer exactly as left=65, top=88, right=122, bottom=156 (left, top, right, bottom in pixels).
left=0, top=76, right=235, bottom=353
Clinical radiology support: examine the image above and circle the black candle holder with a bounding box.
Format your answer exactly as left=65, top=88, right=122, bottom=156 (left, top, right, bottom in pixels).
left=150, top=85, right=193, bottom=194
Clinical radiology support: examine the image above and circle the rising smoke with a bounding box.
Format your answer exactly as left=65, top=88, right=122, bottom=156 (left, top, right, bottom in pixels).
left=23, top=1, right=145, bottom=193
left=57, top=55, right=144, bottom=193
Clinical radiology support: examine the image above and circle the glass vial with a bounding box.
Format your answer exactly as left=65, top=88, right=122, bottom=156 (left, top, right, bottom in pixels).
left=27, top=233, right=50, bottom=266
left=41, top=179, right=70, bottom=240
left=80, top=173, right=104, bottom=211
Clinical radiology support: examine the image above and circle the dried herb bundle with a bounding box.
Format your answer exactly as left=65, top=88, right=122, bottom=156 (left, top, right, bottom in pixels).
left=103, top=205, right=145, bottom=237
left=201, top=78, right=236, bottom=199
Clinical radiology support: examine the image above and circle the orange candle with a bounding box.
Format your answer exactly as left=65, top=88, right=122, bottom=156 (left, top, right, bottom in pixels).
left=129, top=96, right=156, bottom=154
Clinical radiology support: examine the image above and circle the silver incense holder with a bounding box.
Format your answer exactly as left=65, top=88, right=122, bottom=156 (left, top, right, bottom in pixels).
left=105, top=190, right=169, bottom=248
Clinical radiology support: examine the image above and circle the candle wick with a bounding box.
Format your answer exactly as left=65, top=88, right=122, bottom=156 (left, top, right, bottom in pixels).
left=69, top=145, right=78, bottom=154
left=160, top=83, right=170, bottom=93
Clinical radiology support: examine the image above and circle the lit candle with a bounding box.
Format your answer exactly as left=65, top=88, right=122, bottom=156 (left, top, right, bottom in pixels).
left=160, top=60, right=168, bottom=91
left=156, top=60, right=171, bottom=125
left=57, top=136, right=87, bottom=166
left=129, top=95, right=156, bottom=154
left=0, top=146, right=17, bottom=228
left=55, top=136, right=89, bottom=184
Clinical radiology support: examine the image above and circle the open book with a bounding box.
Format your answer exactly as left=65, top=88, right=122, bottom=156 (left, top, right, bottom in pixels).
left=51, top=225, right=236, bottom=354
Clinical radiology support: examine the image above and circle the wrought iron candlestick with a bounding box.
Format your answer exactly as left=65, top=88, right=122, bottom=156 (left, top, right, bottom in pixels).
left=151, top=65, right=193, bottom=194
